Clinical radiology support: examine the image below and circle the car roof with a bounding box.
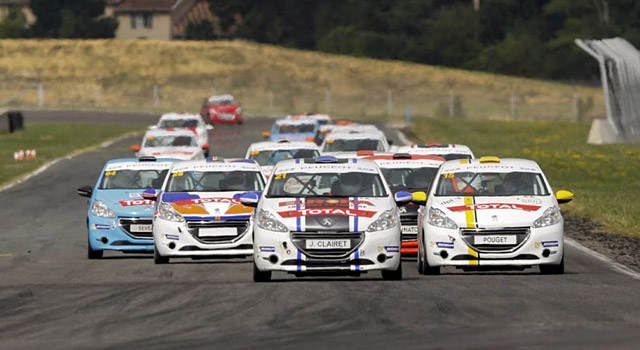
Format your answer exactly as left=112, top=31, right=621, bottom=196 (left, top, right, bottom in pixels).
left=105, top=157, right=179, bottom=165
left=144, top=129, right=196, bottom=137
left=274, top=118, right=319, bottom=126
left=248, top=141, right=319, bottom=151
left=208, top=94, right=234, bottom=101
left=170, top=158, right=262, bottom=172
left=439, top=157, right=543, bottom=173
left=324, top=131, right=386, bottom=140
left=273, top=157, right=380, bottom=174
left=159, top=113, right=202, bottom=120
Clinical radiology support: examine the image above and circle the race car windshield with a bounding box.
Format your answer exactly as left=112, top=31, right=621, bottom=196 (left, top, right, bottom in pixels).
left=434, top=171, right=550, bottom=197
left=166, top=171, right=264, bottom=192
left=441, top=153, right=473, bottom=161
left=324, top=139, right=384, bottom=152
left=100, top=170, right=169, bottom=190
left=143, top=135, right=198, bottom=148
left=381, top=167, right=438, bottom=192
left=211, top=98, right=234, bottom=105
left=159, top=119, right=199, bottom=128
left=249, top=149, right=320, bottom=166
left=266, top=172, right=387, bottom=198
left=276, top=123, right=316, bottom=134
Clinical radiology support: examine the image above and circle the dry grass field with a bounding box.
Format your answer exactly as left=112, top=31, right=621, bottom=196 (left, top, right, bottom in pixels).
left=0, top=39, right=604, bottom=120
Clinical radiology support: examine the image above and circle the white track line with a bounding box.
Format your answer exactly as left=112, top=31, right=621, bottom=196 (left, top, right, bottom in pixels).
left=0, top=131, right=140, bottom=193
left=393, top=128, right=640, bottom=280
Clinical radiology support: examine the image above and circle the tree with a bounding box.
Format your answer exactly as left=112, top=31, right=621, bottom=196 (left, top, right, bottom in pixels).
left=186, top=20, right=216, bottom=40
left=30, top=0, right=117, bottom=38
left=0, top=6, right=28, bottom=38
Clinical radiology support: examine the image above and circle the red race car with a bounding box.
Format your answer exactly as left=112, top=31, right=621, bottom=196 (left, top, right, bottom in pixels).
left=200, top=94, right=243, bottom=124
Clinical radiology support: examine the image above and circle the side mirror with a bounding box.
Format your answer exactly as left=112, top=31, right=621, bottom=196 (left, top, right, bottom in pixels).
left=202, top=143, right=210, bottom=150
left=130, top=144, right=141, bottom=152
left=76, top=185, right=93, bottom=198
left=206, top=124, right=214, bottom=130
left=142, top=189, right=158, bottom=201
left=262, top=131, right=271, bottom=139
left=556, top=190, right=574, bottom=204
left=239, top=192, right=261, bottom=207
left=412, top=191, right=427, bottom=205
left=394, top=191, right=413, bottom=204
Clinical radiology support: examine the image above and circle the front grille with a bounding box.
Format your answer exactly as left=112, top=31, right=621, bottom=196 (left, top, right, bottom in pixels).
left=291, top=231, right=363, bottom=259
left=119, top=218, right=153, bottom=239
left=186, top=219, right=249, bottom=244
left=460, top=227, right=530, bottom=253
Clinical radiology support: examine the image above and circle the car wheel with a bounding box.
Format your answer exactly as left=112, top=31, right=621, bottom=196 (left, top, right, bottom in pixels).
left=253, top=261, right=271, bottom=282
left=418, top=243, right=440, bottom=275
left=539, top=257, right=564, bottom=275
left=381, top=261, right=403, bottom=280
left=87, top=238, right=103, bottom=259
left=154, top=245, right=170, bottom=264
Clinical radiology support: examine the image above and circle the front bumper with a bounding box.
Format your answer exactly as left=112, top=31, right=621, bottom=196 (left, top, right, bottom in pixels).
left=423, top=223, right=564, bottom=267
left=253, top=226, right=401, bottom=274
left=88, top=216, right=154, bottom=252
left=153, top=217, right=253, bottom=257
left=211, top=113, right=242, bottom=124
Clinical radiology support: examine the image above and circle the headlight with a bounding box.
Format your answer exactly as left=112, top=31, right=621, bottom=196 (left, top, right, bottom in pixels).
left=367, top=209, right=398, bottom=232
left=92, top=200, right=115, bottom=218
left=427, top=207, right=458, bottom=229
left=157, top=202, right=185, bottom=223
left=256, top=209, right=288, bottom=232
left=532, top=206, right=562, bottom=228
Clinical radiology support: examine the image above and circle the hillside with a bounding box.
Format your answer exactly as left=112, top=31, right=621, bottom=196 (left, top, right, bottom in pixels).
left=0, top=39, right=604, bottom=120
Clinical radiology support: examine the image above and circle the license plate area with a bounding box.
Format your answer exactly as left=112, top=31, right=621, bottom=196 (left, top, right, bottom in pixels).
left=473, top=235, right=516, bottom=245
left=129, top=224, right=152, bottom=233
left=199, top=227, right=238, bottom=237
left=401, top=225, right=418, bottom=234
left=305, top=239, right=351, bottom=249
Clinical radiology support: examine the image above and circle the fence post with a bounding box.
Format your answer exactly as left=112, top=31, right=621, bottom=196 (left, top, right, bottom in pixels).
left=325, top=88, right=331, bottom=114
left=404, top=105, right=411, bottom=127
left=153, top=84, right=159, bottom=107
left=448, top=89, right=454, bottom=117
left=510, top=89, right=517, bottom=120
left=387, top=89, right=393, bottom=117
left=37, top=82, right=44, bottom=107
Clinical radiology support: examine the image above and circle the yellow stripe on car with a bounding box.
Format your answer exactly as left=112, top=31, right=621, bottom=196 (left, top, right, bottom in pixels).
left=464, top=196, right=476, bottom=228
left=468, top=247, right=479, bottom=265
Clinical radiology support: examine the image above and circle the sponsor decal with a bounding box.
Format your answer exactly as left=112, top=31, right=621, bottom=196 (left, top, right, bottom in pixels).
left=541, top=240, right=559, bottom=248
left=385, top=245, right=400, bottom=253
left=177, top=197, right=240, bottom=205
left=377, top=246, right=384, bottom=252
left=129, top=193, right=142, bottom=198
left=94, top=224, right=111, bottom=230
left=278, top=198, right=374, bottom=208
left=535, top=242, right=541, bottom=248
left=259, top=246, right=276, bottom=253
left=279, top=208, right=376, bottom=218
left=119, top=199, right=154, bottom=207
left=440, top=198, right=455, bottom=205
left=165, top=234, right=179, bottom=241
left=448, top=235, right=456, bottom=242
left=517, top=196, right=543, bottom=205
left=447, top=203, right=541, bottom=212
left=436, top=241, right=454, bottom=249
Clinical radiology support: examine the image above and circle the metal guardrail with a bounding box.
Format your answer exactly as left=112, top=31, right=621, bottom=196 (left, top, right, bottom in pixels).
left=576, top=38, right=640, bottom=139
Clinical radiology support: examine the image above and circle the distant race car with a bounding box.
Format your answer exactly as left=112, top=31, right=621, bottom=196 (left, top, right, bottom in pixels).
left=366, top=153, right=445, bottom=256
left=287, top=113, right=332, bottom=127
left=151, top=113, right=212, bottom=148
left=245, top=140, right=320, bottom=178
left=262, top=117, right=320, bottom=143
left=395, top=143, right=474, bottom=160
left=131, top=129, right=208, bottom=160
left=415, top=156, right=573, bottom=275
left=320, top=130, right=391, bottom=157
left=201, top=94, right=243, bottom=124
left=76, top=157, right=177, bottom=259
left=147, top=157, right=266, bottom=264
left=247, top=156, right=408, bottom=282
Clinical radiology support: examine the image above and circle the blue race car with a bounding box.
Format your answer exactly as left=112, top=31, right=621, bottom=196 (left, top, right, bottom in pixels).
left=76, top=157, right=177, bottom=259
left=262, top=117, right=320, bottom=143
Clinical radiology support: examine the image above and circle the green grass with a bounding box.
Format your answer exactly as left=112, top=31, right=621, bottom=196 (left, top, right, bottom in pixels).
left=409, top=117, right=640, bottom=238
left=0, top=122, right=144, bottom=187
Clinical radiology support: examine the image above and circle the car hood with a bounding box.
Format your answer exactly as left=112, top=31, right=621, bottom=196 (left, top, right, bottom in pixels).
left=161, top=191, right=255, bottom=220
left=95, top=190, right=156, bottom=217
left=432, top=195, right=553, bottom=228
left=210, top=105, right=238, bottom=113
left=139, top=147, right=202, bottom=160
left=271, top=133, right=315, bottom=142
left=261, top=166, right=274, bottom=178
left=261, top=196, right=393, bottom=232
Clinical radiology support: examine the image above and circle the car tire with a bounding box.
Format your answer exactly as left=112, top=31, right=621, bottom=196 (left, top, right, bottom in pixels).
left=418, top=244, right=440, bottom=275
left=539, top=257, right=564, bottom=275
left=253, top=261, right=271, bottom=282
left=381, top=261, right=403, bottom=280
left=87, top=239, right=103, bottom=259
left=154, top=246, right=170, bottom=265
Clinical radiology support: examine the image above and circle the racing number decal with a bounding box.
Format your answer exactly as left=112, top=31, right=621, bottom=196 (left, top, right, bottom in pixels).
left=274, top=173, right=287, bottom=180
left=104, top=171, right=117, bottom=176
left=172, top=172, right=184, bottom=177
left=444, top=173, right=455, bottom=179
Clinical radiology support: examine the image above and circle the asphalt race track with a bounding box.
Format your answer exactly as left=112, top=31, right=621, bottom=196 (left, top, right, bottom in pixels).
left=1, top=111, right=640, bottom=349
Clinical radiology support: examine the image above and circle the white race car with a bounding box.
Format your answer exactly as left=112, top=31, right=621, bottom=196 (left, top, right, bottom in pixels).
left=245, top=156, right=409, bottom=282
left=395, top=143, right=474, bottom=160
left=415, top=156, right=573, bottom=275
left=147, top=158, right=266, bottom=264
left=320, top=130, right=391, bottom=158
left=245, top=140, right=320, bottom=178
left=131, top=129, right=207, bottom=160
left=151, top=112, right=212, bottom=150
